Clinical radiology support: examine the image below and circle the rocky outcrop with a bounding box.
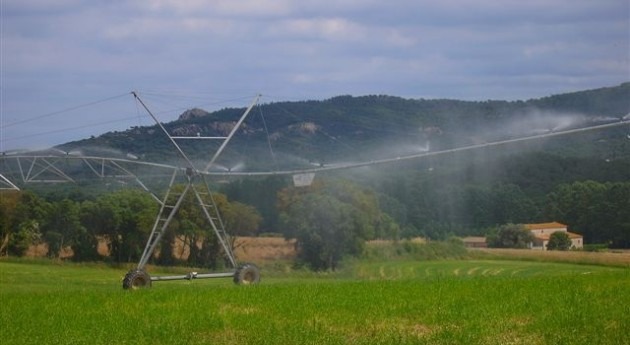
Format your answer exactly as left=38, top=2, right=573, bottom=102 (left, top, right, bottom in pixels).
left=178, top=108, right=210, bottom=121
left=288, top=122, right=320, bottom=135
left=171, top=124, right=204, bottom=136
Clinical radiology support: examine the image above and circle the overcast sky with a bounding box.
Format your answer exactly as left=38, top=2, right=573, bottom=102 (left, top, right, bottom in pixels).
left=1, top=0, right=629, bottom=151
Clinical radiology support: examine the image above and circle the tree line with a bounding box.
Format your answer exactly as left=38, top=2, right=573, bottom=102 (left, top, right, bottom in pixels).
left=1, top=175, right=629, bottom=270
left=0, top=188, right=261, bottom=268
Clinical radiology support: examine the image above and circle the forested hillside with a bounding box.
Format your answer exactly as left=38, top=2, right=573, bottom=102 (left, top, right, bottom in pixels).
left=60, top=82, right=630, bottom=167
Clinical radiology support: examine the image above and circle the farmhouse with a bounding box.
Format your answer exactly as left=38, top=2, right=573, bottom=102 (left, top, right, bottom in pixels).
left=524, top=222, right=583, bottom=250
left=462, top=236, right=488, bottom=248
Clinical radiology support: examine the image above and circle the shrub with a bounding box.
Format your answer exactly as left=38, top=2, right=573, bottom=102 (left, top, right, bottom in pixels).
left=547, top=231, right=572, bottom=251
left=486, top=224, right=534, bottom=249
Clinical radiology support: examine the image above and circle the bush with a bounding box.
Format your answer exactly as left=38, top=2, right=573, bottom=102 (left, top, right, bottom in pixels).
left=486, top=224, right=534, bottom=249
left=547, top=231, right=572, bottom=251
left=583, top=243, right=609, bottom=252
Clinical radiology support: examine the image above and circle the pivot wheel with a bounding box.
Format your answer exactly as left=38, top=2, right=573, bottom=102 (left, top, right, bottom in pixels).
left=123, top=269, right=152, bottom=290
left=233, top=263, right=260, bottom=285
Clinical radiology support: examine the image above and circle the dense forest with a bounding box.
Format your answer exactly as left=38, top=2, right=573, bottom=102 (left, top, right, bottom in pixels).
left=1, top=83, right=629, bottom=268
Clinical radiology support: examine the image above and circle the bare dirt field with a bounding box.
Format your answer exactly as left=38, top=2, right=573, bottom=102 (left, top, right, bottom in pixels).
left=25, top=236, right=297, bottom=263
left=472, top=248, right=630, bottom=267
left=233, top=236, right=296, bottom=263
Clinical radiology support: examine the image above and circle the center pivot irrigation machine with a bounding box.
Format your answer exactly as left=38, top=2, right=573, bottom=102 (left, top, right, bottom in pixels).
left=121, top=92, right=262, bottom=289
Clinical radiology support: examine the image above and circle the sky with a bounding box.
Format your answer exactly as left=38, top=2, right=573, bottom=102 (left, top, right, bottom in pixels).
left=1, top=0, right=629, bottom=151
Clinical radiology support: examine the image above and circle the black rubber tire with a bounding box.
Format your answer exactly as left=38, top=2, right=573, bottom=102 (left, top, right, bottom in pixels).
left=122, top=269, right=152, bottom=290
left=233, top=263, right=261, bottom=285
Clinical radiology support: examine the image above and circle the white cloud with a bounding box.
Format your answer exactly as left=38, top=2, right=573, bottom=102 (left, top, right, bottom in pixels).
left=102, top=17, right=241, bottom=40
left=3, top=0, right=85, bottom=12
left=270, top=17, right=365, bottom=42
left=143, top=0, right=293, bottom=17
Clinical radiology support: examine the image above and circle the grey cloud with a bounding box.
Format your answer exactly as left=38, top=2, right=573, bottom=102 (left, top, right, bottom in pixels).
left=1, top=0, right=628, bottom=150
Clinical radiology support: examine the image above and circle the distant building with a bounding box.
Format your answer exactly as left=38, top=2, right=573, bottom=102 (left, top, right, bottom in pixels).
left=523, top=222, right=583, bottom=250
left=462, top=236, right=488, bottom=248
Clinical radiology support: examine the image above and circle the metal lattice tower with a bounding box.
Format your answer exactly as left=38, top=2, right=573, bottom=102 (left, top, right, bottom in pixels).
left=122, top=92, right=261, bottom=289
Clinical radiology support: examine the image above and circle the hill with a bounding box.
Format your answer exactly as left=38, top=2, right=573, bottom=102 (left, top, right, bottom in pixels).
left=60, top=83, right=630, bottom=170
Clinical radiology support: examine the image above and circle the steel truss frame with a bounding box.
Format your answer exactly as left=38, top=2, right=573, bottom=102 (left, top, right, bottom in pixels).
left=0, top=155, right=177, bottom=200
left=121, top=92, right=262, bottom=289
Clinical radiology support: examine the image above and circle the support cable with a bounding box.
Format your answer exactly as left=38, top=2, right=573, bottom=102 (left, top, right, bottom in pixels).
left=258, top=103, right=279, bottom=171
left=131, top=91, right=196, bottom=170
left=2, top=116, right=144, bottom=143
left=1, top=93, right=129, bottom=129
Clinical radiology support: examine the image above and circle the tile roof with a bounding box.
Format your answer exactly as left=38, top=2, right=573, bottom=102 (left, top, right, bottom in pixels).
left=524, top=222, right=566, bottom=230
left=462, top=236, right=486, bottom=242
left=532, top=231, right=583, bottom=240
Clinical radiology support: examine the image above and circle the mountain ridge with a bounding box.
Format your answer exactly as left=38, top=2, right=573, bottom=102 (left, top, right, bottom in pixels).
left=60, top=83, right=630, bottom=168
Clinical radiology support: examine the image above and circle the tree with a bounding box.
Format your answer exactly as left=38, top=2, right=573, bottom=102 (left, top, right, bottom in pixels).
left=221, top=201, right=262, bottom=237
left=159, top=185, right=259, bottom=269
left=489, top=184, right=538, bottom=225
left=547, top=231, right=572, bottom=251
left=545, top=181, right=630, bottom=247
left=222, top=176, right=287, bottom=232
left=594, top=182, right=630, bottom=248
left=0, top=191, right=48, bottom=257
left=78, top=200, right=110, bottom=260
left=280, top=193, right=368, bottom=271
left=169, top=188, right=231, bottom=269
left=41, top=199, right=84, bottom=258
left=70, top=225, right=101, bottom=261
left=82, top=190, right=157, bottom=263
left=486, top=223, right=534, bottom=249
left=277, top=178, right=402, bottom=270
left=10, top=220, right=42, bottom=257
left=0, top=191, right=22, bottom=255
left=545, top=181, right=606, bottom=244
left=280, top=185, right=373, bottom=270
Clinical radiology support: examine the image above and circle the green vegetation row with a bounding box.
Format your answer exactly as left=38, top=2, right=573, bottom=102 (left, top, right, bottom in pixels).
left=2, top=176, right=630, bottom=273
left=0, top=188, right=262, bottom=268
left=1, top=258, right=628, bottom=345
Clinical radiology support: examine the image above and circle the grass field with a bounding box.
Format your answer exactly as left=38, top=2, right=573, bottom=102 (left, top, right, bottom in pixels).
left=1, top=258, right=629, bottom=345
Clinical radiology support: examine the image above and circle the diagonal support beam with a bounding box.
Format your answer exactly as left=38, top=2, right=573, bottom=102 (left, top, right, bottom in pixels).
left=204, top=94, right=260, bottom=172
left=0, top=173, right=20, bottom=191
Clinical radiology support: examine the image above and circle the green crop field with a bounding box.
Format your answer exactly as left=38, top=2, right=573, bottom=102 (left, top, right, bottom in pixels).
left=1, top=259, right=628, bottom=345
